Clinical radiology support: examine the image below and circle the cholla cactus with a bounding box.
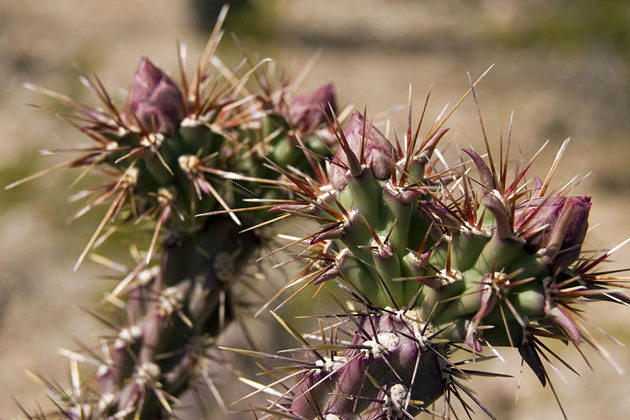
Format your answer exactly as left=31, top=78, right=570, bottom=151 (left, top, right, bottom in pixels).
left=8, top=9, right=339, bottom=419
left=236, top=79, right=629, bottom=419
left=6, top=9, right=628, bottom=420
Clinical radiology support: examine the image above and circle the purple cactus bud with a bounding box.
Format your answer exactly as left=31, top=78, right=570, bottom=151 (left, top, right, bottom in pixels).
left=288, top=83, right=336, bottom=130
left=328, top=112, right=394, bottom=190
left=313, top=265, right=340, bottom=285
left=124, top=58, right=186, bottom=135
left=516, top=195, right=591, bottom=271
left=484, top=202, right=512, bottom=240
left=465, top=275, right=498, bottom=351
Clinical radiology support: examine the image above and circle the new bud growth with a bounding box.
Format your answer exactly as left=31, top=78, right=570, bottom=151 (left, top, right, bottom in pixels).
left=124, top=58, right=186, bottom=135
left=288, top=82, right=336, bottom=130
left=517, top=195, right=591, bottom=271
left=328, top=112, right=393, bottom=189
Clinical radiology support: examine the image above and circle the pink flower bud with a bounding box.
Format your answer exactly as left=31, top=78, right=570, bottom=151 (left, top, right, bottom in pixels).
left=328, top=112, right=394, bottom=190
left=516, top=195, right=591, bottom=271
left=124, top=58, right=186, bottom=135
left=288, top=83, right=336, bottom=130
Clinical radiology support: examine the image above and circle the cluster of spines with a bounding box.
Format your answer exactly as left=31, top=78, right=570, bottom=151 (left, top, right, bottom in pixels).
left=9, top=9, right=342, bottom=419
left=238, top=78, right=629, bottom=419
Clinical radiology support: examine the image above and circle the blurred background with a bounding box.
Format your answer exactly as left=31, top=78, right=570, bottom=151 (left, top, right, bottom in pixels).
left=0, top=0, right=628, bottom=418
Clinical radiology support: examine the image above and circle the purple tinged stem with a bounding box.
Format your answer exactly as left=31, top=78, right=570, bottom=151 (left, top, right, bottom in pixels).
left=290, top=315, right=446, bottom=419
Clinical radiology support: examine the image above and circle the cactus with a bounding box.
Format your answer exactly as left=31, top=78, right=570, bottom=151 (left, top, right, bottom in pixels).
left=7, top=9, right=338, bottom=419
left=6, top=9, right=629, bottom=420
left=237, top=80, right=629, bottom=419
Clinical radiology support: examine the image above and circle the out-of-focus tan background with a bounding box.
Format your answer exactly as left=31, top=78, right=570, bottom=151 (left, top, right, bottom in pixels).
left=1, top=0, right=628, bottom=419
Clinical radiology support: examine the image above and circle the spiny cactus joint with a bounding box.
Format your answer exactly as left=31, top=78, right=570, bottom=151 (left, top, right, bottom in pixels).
left=7, top=7, right=628, bottom=420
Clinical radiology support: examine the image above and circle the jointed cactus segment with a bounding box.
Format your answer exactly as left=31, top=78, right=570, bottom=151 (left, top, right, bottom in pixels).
left=245, top=84, right=629, bottom=418
left=9, top=13, right=337, bottom=418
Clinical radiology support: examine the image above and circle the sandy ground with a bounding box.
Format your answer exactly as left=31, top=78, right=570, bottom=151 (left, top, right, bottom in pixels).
left=1, top=0, right=628, bottom=419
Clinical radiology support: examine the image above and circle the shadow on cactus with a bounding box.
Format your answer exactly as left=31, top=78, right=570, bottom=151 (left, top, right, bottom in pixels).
left=224, top=70, right=630, bottom=419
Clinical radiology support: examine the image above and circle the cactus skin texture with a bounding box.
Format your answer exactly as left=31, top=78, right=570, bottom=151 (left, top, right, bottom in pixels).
left=244, top=79, right=629, bottom=419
